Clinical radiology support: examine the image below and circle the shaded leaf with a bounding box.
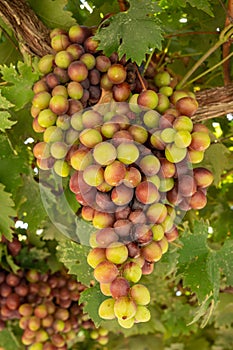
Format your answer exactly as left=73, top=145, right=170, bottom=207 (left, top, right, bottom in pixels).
left=28, top=0, right=76, bottom=29
left=79, top=284, right=106, bottom=326
left=0, top=183, right=16, bottom=241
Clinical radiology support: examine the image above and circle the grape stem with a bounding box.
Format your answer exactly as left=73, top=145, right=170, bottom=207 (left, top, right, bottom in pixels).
left=142, top=48, right=155, bottom=75
left=135, top=65, right=147, bottom=91
left=177, top=24, right=233, bottom=89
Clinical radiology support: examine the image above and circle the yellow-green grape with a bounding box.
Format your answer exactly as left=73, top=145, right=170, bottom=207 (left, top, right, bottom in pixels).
left=160, top=128, right=176, bottom=143
left=130, top=284, right=151, bottom=305
left=165, top=143, right=187, bottom=163
left=87, top=247, right=106, bottom=268
left=174, top=130, right=192, bottom=148
left=151, top=224, right=164, bottom=241
left=118, top=317, right=135, bottom=329
left=173, top=116, right=193, bottom=132
left=106, top=242, right=128, bottom=264
left=38, top=109, right=57, bottom=128
left=143, top=110, right=160, bottom=128
left=83, top=164, right=104, bottom=186
left=114, top=296, right=137, bottom=321
left=158, top=236, right=169, bottom=254
left=117, top=143, right=139, bottom=165
left=122, top=261, right=142, bottom=283
left=159, top=178, right=174, bottom=192
left=134, top=305, right=151, bottom=323
left=129, top=93, right=141, bottom=113
left=93, top=142, right=117, bottom=165
left=79, top=128, right=103, bottom=148
left=53, top=160, right=70, bottom=177
left=43, top=126, right=63, bottom=143
left=70, top=148, right=93, bottom=171
left=98, top=298, right=116, bottom=320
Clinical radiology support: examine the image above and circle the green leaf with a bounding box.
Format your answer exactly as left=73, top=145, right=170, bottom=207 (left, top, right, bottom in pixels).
left=0, top=328, right=21, bottom=350
left=215, top=239, right=233, bottom=286
left=0, top=111, right=17, bottom=132
left=0, top=61, right=40, bottom=110
left=56, top=239, right=93, bottom=286
left=28, top=0, right=76, bottom=29
left=14, top=173, right=48, bottom=232
left=0, top=183, right=16, bottom=241
left=79, top=284, right=106, bottom=326
left=186, top=0, right=213, bottom=16
left=94, top=0, right=164, bottom=65
left=17, top=246, right=50, bottom=272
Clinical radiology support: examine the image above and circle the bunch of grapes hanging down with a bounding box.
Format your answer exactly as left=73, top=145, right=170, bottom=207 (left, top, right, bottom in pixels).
left=0, top=235, right=109, bottom=349
left=30, top=22, right=214, bottom=329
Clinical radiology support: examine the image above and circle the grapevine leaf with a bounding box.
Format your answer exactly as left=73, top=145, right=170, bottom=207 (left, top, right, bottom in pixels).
left=79, top=284, right=106, bottom=326
left=0, top=183, right=16, bottom=241
left=56, top=239, right=93, bottom=286
left=0, top=62, right=40, bottom=110
left=215, top=239, right=233, bottom=286
left=28, top=0, right=76, bottom=29
left=0, top=329, right=21, bottom=350
left=186, top=0, right=213, bottom=16
left=14, top=173, right=48, bottom=232
left=0, top=134, right=30, bottom=198
left=177, top=220, right=215, bottom=302
left=0, top=111, right=17, bottom=132
left=94, top=0, right=164, bottom=65
left=17, top=246, right=50, bottom=272
left=214, top=293, right=233, bottom=328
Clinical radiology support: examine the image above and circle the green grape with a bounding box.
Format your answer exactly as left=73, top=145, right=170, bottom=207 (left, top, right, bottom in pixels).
left=107, top=64, right=127, bottom=84
left=187, top=149, right=204, bottom=164
left=79, top=128, right=102, bottom=148
left=98, top=299, right=116, bottom=320
left=70, top=112, right=84, bottom=131
left=38, top=109, right=57, bottom=128
left=93, top=142, right=117, bottom=165
left=143, top=110, right=160, bottom=128
left=146, top=174, right=161, bottom=188
left=158, top=236, right=169, bottom=253
left=160, top=128, right=176, bottom=143
left=82, top=110, right=103, bottom=128
left=38, top=54, right=54, bottom=74
left=70, top=149, right=93, bottom=171
left=67, top=81, right=84, bottom=100
left=174, top=130, right=192, bottom=148
left=134, top=305, right=151, bottom=323
left=128, top=125, right=148, bottom=144
left=54, top=50, right=73, bottom=69
left=173, top=116, right=193, bottom=132
left=87, top=248, right=106, bottom=268
left=106, top=242, right=128, bottom=264
left=130, top=284, right=150, bottom=305
left=92, top=211, right=115, bottom=229
left=53, top=160, right=70, bottom=177
left=159, top=178, right=174, bottom=192
left=56, top=114, right=70, bottom=130
left=139, top=154, right=160, bottom=176
left=50, top=141, right=68, bottom=159
left=116, top=143, right=139, bottom=165
left=154, top=71, right=171, bottom=87
left=151, top=224, right=164, bottom=241
left=83, top=164, right=104, bottom=186
left=129, top=93, right=141, bottom=113
left=117, top=317, right=135, bottom=328
left=80, top=53, right=96, bottom=69
left=165, top=143, right=187, bottom=163
left=146, top=203, right=167, bottom=223
left=156, top=93, right=170, bottom=113
left=43, top=126, right=63, bottom=143
left=114, top=296, right=137, bottom=321
left=32, top=91, right=51, bottom=109
left=159, top=86, right=173, bottom=97
left=122, top=261, right=142, bottom=283
left=137, top=90, right=159, bottom=109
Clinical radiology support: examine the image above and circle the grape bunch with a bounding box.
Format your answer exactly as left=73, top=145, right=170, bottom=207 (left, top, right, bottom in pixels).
left=30, top=22, right=214, bottom=329
left=0, top=236, right=109, bottom=349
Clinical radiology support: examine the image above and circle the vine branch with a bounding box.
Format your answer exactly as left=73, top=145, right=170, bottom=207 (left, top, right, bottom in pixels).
left=222, top=0, right=233, bottom=85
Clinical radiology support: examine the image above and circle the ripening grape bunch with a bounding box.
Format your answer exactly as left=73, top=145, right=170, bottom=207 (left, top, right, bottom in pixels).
left=30, top=22, right=214, bottom=329
left=0, top=235, right=109, bottom=349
